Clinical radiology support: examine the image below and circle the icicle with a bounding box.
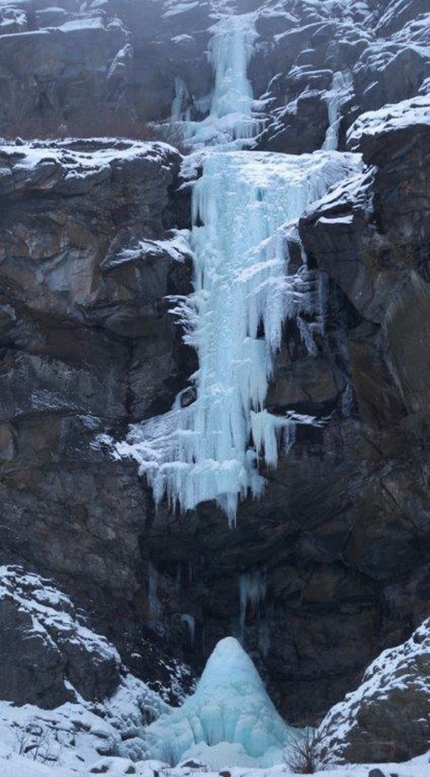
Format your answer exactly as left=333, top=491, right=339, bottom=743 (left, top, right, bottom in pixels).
left=148, top=562, right=162, bottom=616
left=181, top=614, right=196, bottom=645
left=239, top=569, right=267, bottom=637
left=259, top=621, right=271, bottom=658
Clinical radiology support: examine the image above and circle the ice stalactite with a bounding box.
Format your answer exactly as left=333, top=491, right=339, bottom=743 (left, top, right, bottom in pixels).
left=148, top=562, right=162, bottom=617
left=323, top=70, right=353, bottom=151
left=181, top=614, right=196, bottom=645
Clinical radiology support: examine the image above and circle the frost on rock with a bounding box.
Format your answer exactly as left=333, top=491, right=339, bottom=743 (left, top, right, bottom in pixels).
left=115, top=150, right=361, bottom=522
left=143, top=636, right=299, bottom=768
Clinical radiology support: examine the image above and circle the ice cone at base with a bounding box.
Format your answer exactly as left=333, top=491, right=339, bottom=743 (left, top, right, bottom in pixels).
left=143, top=637, right=300, bottom=767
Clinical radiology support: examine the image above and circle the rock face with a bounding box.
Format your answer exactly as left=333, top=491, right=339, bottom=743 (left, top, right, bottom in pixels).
left=0, top=0, right=430, bottom=746
left=0, top=565, right=183, bottom=768
left=0, top=138, right=195, bottom=702
left=318, top=617, right=430, bottom=763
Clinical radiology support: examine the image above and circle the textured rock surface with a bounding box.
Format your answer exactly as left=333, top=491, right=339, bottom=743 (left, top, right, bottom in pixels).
left=0, top=139, right=195, bottom=703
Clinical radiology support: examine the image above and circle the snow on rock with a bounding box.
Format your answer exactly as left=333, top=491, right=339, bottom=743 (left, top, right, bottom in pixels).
left=142, top=636, right=300, bottom=768
left=317, top=617, right=430, bottom=764
left=0, top=139, right=180, bottom=197
left=103, top=230, right=193, bottom=271
left=347, top=93, right=430, bottom=150
left=0, top=565, right=121, bottom=706
left=0, top=566, right=170, bottom=768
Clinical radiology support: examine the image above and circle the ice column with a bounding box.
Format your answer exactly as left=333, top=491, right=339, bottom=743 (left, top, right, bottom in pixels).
left=171, top=76, right=191, bottom=122
left=183, top=13, right=261, bottom=146
left=323, top=70, right=353, bottom=151
left=143, top=637, right=298, bottom=767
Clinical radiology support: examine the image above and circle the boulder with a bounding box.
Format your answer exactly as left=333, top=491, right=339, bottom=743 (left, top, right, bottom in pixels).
left=318, top=617, right=430, bottom=763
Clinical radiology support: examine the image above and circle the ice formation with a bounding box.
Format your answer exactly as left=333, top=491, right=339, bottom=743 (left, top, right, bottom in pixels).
left=114, top=14, right=361, bottom=522
left=323, top=70, right=353, bottom=151
left=116, top=150, right=359, bottom=522
left=182, top=13, right=262, bottom=147
left=239, top=569, right=267, bottom=636
left=143, top=637, right=299, bottom=767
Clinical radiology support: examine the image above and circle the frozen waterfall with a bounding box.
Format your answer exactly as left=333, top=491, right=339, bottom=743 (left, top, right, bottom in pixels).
left=142, top=636, right=300, bottom=767
left=116, top=151, right=359, bottom=522
left=182, top=13, right=261, bottom=147
left=113, top=14, right=361, bottom=523
left=323, top=70, right=353, bottom=151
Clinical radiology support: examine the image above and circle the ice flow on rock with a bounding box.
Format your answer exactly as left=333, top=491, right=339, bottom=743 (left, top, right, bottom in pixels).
left=182, top=12, right=261, bottom=147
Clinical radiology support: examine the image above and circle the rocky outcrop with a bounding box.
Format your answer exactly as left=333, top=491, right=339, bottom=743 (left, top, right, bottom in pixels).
left=0, top=138, right=195, bottom=702
left=0, top=565, right=122, bottom=707
left=318, top=617, right=430, bottom=763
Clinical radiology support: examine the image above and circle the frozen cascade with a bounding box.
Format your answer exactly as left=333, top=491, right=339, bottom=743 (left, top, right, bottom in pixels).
left=323, top=70, right=353, bottom=151
left=113, top=15, right=362, bottom=523
left=171, top=76, right=191, bottom=123
left=142, top=636, right=300, bottom=767
left=182, top=13, right=262, bottom=147
left=115, top=150, right=360, bottom=522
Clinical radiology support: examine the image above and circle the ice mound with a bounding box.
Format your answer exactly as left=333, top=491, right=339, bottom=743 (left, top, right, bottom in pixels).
left=143, top=636, right=299, bottom=767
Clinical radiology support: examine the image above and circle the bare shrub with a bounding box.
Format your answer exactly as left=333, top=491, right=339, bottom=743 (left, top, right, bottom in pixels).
left=284, top=730, right=324, bottom=774
left=14, top=718, right=61, bottom=764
